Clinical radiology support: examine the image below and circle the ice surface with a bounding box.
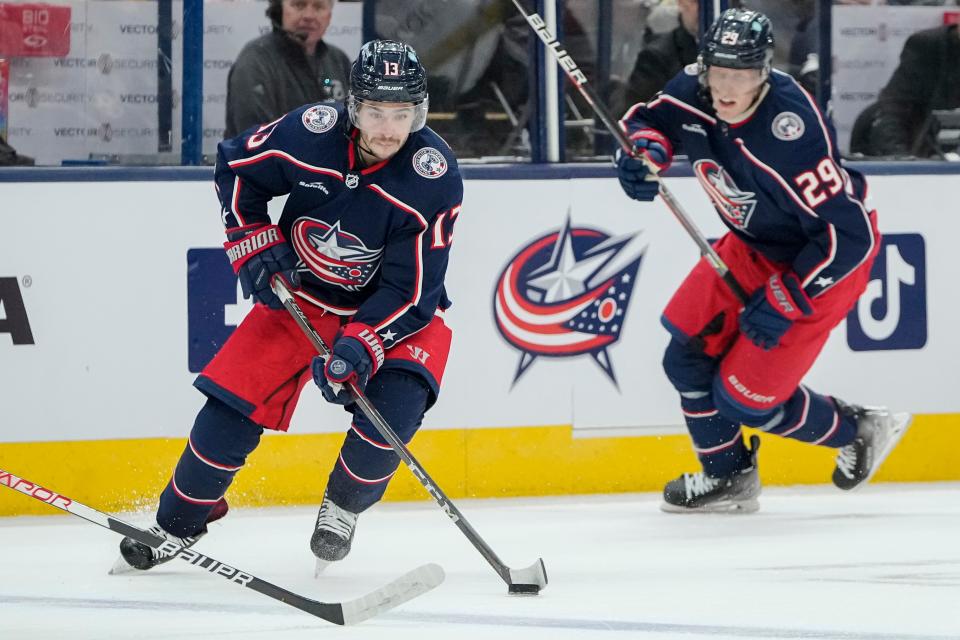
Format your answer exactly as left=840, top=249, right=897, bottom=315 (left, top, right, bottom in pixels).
left=2, top=484, right=959, bottom=639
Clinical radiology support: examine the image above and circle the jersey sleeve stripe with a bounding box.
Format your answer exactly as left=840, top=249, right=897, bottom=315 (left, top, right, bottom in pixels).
left=365, top=184, right=428, bottom=333
left=227, top=149, right=344, bottom=180
left=649, top=94, right=717, bottom=125
left=230, top=176, right=248, bottom=227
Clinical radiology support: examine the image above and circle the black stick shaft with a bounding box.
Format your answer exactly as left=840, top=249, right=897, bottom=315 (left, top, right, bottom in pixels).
left=509, top=0, right=749, bottom=303
left=0, top=467, right=343, bottom=623
left=0, top=467, right=442, bottom=625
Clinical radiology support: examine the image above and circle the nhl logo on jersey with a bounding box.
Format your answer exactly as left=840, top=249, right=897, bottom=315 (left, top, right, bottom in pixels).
left=301, top=105, right=338, bottom=134
left=345, top=173, right=360, bottom=189
left=771, top=111, right=804, bottom=141
left=412, top=147, right=447, bottom=179
left=493, top=215, right=644, bottom=387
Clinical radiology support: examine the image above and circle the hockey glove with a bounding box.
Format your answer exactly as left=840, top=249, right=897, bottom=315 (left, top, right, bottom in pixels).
left=312, top=323, right=385, bottom=405
left=615, top=129, right=672, bottom=202
left=739, top=272, right=814, bottom=350
left=223, top=224, right=299, bottom=310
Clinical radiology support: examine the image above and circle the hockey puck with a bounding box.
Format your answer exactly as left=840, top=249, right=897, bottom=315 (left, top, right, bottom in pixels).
left=507, top=583, right=541, bottom=595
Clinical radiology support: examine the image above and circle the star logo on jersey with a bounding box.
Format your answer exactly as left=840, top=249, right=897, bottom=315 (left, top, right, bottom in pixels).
left=693, top=159, right=758, bottom=233
left=493, top=214, right=644, bottom=387
left=291, top=218, right=383, bottom=291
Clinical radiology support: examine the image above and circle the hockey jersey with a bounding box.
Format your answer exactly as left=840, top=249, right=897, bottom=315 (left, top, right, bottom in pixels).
left=215, top=102, right=463, bottom=348
left=620, top=66, right=877, bottom=299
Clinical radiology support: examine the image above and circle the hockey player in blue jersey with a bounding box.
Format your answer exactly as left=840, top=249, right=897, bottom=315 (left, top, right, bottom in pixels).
left=113, top=40, right=463, bottom=571
left=616, top=9, right=911, bottom=512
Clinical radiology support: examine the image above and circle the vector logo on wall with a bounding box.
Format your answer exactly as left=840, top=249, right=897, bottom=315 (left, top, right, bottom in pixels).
left=493, top=216, right=644, bottom=386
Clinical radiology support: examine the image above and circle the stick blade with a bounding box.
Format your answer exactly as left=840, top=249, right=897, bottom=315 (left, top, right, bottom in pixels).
left=339, top=563, right=445, bottom=625
left=507, top=558, right=548, bottom=595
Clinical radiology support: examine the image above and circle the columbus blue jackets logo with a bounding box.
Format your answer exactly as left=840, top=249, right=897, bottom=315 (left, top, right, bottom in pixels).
left=291, top=218, right=383, bottom=290
left=301, top=105, right=338, bottom=134
left=771, top=111, right=804, bottom=141
left=493, top=216, right=644, bottom=386
left=413, top=147, right=447, bottom=179
left=693, top=159, right=758, bottom=233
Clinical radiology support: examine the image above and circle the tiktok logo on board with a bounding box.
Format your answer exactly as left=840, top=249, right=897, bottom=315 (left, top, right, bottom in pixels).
left=847, top=234, right=926, bottom=351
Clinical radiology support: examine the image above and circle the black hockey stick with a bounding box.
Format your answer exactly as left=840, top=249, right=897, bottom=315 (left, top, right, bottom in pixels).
left=271, top=277, right=548, bottom=595
left=509, top=0, right=749, bottom=304
left=0, top=467, right=443, bottom=625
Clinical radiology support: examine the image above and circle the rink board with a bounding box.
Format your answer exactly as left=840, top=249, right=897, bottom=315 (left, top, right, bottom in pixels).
left=1, top=169, right=958, bottom=515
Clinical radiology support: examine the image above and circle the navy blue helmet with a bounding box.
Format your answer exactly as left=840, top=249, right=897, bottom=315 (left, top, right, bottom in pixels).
left=700, top=9, right=775, bottom=71
left=348, top=39, right=429, bottom=131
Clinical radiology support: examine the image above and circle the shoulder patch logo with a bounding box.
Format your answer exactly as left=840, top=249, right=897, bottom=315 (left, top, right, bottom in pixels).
left=302, top=104, right=338, bottom=134
left=771, top=111, right=804, bottom=141
left=683, top=62, right=699, bottom=75
left=413, top=147, right=447, bottom=179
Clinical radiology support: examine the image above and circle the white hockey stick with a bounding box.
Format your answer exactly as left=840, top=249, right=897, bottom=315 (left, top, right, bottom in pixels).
left=272, top=277, right=548, bottom=595
left=0, top=468, right=444, bottom=625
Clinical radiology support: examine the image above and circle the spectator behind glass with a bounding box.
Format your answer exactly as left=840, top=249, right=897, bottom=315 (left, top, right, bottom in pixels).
left=0, top=134, right=34, bottom=166
left=612, top=0, right=699, bottom=116
left=852, top=23, right=960, bottom=158
left=224, top=0, right=352, bottom=138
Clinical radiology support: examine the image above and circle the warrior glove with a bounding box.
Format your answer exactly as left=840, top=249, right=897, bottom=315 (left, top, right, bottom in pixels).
left=313, top=323, right=385, bottom=405
left=739, top=272, right=814, bottom=350
left=615, top=129, right=672, bottom=202
left=223, top=224, right=298, bottom=310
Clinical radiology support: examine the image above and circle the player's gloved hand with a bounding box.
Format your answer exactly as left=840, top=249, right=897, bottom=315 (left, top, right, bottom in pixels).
left=223, top=223, right=299, bottom=310
left=739, top=272, right=814, bottom=350
left=312, top=323, right=385, bottom=405
left=615, top=128, right=672, bottom=202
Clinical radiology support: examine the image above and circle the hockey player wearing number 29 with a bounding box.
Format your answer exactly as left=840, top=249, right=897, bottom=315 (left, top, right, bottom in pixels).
left=616, top=9, right=912, bottom=513
left=112, top=40, right=463, bottom=572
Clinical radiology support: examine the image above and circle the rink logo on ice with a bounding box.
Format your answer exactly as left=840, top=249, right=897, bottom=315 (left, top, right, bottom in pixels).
left=186, top=249, right=251, bottom=372
left=493, top=216, right=644, bottom=387
left=847, top=233, right=926, bottom=351
left=0, top=277, right=35, bottom=346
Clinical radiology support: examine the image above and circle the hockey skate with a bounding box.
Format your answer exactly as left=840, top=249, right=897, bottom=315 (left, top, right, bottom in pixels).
left=832, top=404, right=912, bottom=491
left=662, top=435, right=762, bottom=513
left=311, top=492, right=359, bottom=575
left=109, top=499, right=228, bottom=575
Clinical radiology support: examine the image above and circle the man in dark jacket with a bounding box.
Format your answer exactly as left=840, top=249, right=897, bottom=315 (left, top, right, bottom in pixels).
left=855, top=23, right=960, bottom=158
left=613, top=0, right=699, bottom=115
left=224, top=0, right=352, bottom=138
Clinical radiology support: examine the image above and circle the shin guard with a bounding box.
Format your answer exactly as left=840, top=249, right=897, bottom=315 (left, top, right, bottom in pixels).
left=325, top=371, right=430, bottom=513
left=158, top=397, right=263, bottom=537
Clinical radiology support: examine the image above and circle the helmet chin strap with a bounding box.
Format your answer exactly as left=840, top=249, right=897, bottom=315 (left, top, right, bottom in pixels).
left=352, top=131, right=379, bottom=167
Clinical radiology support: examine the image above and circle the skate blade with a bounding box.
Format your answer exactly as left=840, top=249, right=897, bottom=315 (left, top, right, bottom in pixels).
left=314, top=558, right=331, bottom=578
left=863, top=412, right=913, bottom=486
left=661, top=498, right=759, bottom=514
left=108, top=555, right=138, bottom=576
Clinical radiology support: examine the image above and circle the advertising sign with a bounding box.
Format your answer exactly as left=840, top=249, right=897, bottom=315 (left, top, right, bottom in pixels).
left=0, top=4, right=71, bottom=57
